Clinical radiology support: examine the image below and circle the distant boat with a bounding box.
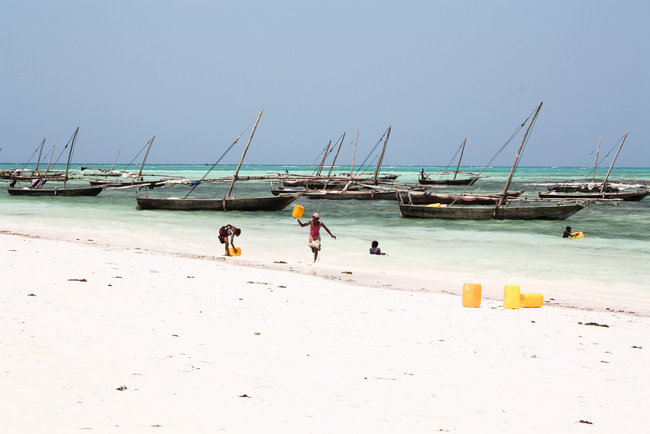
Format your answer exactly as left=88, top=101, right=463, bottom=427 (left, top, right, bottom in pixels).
left=418, top=138, right=483, bottom=185
left=8, top=127, right=103, bottom=197
left=417, top=173, right=481, bottom=186
left=537, top=133, right=648, bottom=201
left=136, top=110, right=298, bottom=212
left=400, top=102, right=591, bottom=220
left=303, top=187, right=401, bottom=201
left=539, top=189, right=648, bottom=201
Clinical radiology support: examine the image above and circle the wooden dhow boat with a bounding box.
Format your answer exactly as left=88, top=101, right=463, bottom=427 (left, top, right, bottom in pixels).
left=8, top=128, right=104, bottom=197
left=136, top=110, right=299, bottom=212
left=404, top=190, right=525, bottom=205
left=538, top=133, right=648, bottom=201
left=418, top=138, right=483, bottom=185
left=400, top=102, right=591, bottom=220
left=539, top=189, right=648, bottom=201
left=399, top=198, right=588, bottom=220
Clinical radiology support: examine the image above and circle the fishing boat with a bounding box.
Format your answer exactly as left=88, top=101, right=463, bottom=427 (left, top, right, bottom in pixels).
left=404, top=190, right=525, bottom=205
left=537, top=133, right=648, bottom=201
left=400, top=198, right=588, bottom=220
left=303, top=186, right=400, bottom=201
left=8, top=128, right=104, bottom=197
left=418, top=138, right=483, bottom=185
left=136, top=110, right=299, bottom=212
left=287, top=127, right=410, bottom=201
left=539, top=189, right=648, bottom=201
left=400, top=102, right=591, bottom=220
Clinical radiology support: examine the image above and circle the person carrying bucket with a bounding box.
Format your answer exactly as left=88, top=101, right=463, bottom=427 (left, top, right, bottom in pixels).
left=218, top=224, right=241, bottom=256
left=297, top=212, right=336, bottom=262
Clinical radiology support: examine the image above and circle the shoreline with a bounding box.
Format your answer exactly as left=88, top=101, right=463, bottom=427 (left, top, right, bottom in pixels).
left=2, top=227, right=648, bottom=317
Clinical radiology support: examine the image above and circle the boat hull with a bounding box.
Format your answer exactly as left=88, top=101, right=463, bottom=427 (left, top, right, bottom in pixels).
left=7, top=186, right=103, bottom=196
left=539, top=190, right=649, bottom=201
left=406, top=190, right=524, bottom=205
left=304, top=190, right=399, bottom=200
left=89, top=180, right=160, bottom=188
left=418, top=176, right=480, bottom=186
left=136, top=194, right=298, bottom=211
left=399, top=202, right=587, bottom=220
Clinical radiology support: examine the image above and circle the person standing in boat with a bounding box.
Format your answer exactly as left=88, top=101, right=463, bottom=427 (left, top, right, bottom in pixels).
left=297, top=212, right=335, bottom=262
left=218, top=224, right=241, bottom=256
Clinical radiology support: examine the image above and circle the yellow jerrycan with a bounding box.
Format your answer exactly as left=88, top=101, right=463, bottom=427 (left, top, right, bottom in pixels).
left=462, top=283, right=482, bottom=308
left=504, top=284, right=521, bottom=309
left=292, top=204, right=305, bottom=219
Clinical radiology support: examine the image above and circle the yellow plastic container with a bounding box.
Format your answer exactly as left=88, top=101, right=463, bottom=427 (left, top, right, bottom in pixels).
left=292, top=204, right=305, bottom=219
left=228, top=247, right=241, bottom=256
left=462, top=283, right=482, bottom=308
left=426, top=203, right=442, bottom=207
left=504, top=284, right=521, bottom=309
left=520, top=293, right=544, bottom=308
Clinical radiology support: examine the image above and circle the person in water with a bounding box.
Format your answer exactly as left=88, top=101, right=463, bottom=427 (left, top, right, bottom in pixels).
left=297, top=212, right=335, bottom=262
left=369, top=240, right=386, bottom=255
left=563, top=226, right=572, bottom=238
left=218, top=224, right=241, bottom=256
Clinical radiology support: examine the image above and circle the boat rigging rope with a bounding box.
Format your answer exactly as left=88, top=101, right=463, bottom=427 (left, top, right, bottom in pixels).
left=123, top=139, right=154, bottom=171
left=310, top=132, right=344, bottom=176
left=52, top=131, right=76, bottom=167
left=21, top=142, right=43, bottom=171
left=354, top=127, right=389, bottom=175
left=434, top=141, right=464, bottom=179
left=597, top=134, right=627, bottom=167
left=182, top=117, right=256, bottom=199
left=476, top=107, right=536, bottom=176
left=512, top=109, right=540, bottom=174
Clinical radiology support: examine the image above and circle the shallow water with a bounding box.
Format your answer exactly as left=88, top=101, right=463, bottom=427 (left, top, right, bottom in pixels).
left=2, top=163, right=649, bottom=312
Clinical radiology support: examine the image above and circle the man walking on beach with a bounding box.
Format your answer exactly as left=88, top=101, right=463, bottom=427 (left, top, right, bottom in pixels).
left=297, top=212, right=335, bottom=262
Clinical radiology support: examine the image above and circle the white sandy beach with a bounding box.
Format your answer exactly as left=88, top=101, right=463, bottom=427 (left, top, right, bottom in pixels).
left=1, top=231, right=649, bottom=433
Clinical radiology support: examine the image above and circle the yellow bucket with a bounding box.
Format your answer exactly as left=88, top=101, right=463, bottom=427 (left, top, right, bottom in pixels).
left=228, top=247, right=241, bottom=256
left=292, top=204, right=305, bottom=219
left=462, top=283, right=481, bottom=308
left=520, top=293, right=543, bottom=308
left=504, top=284, right=521, bottom=309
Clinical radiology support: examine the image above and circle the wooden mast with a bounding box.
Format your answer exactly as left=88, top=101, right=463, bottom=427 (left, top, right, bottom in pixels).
left=316, top=141, right=331, bottom=176
left=373, top=126, right=391, bottom=184
left=226, top=109, right=263, bottom=199
left=63, top=127, right=79, bottom=189
left=453, top=138, right=467, bottom=180
left=349, top=130, right=359, bottom=179
left=327, top=132, right=346, bottom=178
left=592, top=136, right=602, bottom=182
left=46, top=144, right=56, bottom=173
left=112, top=150, right=121, bottom=171
left=600, top=132, right=627, bottom=193
left=137, top=137, right=155, bottom=182
left=497, top=102, right=543, bottom=209
left=35, top=139, right=45, bottom=172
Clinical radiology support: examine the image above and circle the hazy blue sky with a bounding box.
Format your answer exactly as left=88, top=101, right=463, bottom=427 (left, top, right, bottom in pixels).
left=1, top=0, right=649, bottom=167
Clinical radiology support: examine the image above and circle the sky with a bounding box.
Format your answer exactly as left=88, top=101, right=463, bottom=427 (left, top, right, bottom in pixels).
left=1, top=0, right=649, bottom=167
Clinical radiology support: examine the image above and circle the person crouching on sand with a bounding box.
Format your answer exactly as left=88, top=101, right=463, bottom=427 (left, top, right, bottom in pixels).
left=297, top=212, right=335, bottom=262
left=219, top=224, right=241, bottom=256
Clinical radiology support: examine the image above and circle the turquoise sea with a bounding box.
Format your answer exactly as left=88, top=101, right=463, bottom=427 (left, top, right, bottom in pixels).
left=1, top=163, right=649, bottom=313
